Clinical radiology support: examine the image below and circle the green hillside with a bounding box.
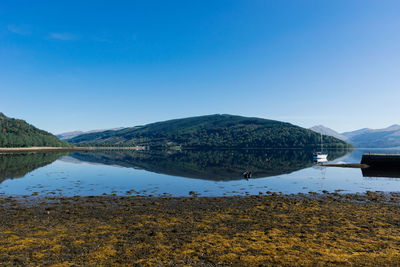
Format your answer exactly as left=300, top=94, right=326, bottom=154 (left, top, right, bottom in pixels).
left=68, top=114, right=350, bottom=149
left=0, top=113, right=70, bottom=148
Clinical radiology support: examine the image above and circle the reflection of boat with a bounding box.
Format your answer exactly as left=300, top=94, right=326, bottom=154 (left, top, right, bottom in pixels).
left=312, top=164, right=327, bottom=179
left=313, top=133, right=328, bottom=161
left=314, top=157, right=327, bottom=163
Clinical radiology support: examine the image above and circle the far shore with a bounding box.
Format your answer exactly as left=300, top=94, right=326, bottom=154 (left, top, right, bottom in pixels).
left=0, top=146, right=146, bottom=153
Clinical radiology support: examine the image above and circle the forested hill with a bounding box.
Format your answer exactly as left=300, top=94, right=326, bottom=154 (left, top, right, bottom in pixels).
left=68, top=114, right=350, bottom=149
left=0, top=113, right=70, bottom=147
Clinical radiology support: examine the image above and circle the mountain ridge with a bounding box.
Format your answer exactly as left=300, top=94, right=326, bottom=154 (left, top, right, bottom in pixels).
left=311, top=124, right=400, bottom=148
left=57, top=128, right=125, bottom=140
left=67, top=114, right=349, bottom=149
left=309, top=125, right=347, bottom=141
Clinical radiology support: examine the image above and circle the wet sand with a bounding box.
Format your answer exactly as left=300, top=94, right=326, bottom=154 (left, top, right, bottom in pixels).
left=0, top=192, right=399, bottom=266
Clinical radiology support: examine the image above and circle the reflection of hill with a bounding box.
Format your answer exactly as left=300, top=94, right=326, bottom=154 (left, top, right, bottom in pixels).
left=326, top=149, right=351, bottom=162
left=69, top=149, right=349, bottom=181
left=0, top=152, right=65, bottom=182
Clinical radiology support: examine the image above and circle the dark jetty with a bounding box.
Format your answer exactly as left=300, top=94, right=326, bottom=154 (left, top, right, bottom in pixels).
left=324, top=154, right=400, bottom=178
left=361, top=154, right=400, bottom=169
left=361, top=154, right=400, bottom=178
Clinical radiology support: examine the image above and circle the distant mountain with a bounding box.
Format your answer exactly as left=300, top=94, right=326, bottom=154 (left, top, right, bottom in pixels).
left=309, top=125, right=347, bottom=141
left=0, top=113, right=70, bottom=148
left=310, top=124, right=400, bottom=148
left=57, top=131, right=85, bottom=140
left=341, top=128, right=371, bottom=140
left=343, top=124, right=400, bottom=148
left=67, top=114, right=349, bottom=149
left=57, top=128, right=125, bottom=140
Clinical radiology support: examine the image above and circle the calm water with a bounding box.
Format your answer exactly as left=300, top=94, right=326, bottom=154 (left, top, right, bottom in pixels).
left=0, top=149, right=399, bottom=197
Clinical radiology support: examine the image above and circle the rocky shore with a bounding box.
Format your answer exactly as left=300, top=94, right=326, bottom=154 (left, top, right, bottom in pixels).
left=0, top=192, right=399, bottom=266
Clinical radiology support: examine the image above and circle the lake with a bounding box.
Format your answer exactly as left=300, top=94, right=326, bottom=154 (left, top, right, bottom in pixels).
left=0, top=148, right=399, bottom=197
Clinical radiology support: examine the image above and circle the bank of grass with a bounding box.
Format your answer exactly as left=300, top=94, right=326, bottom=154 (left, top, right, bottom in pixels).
left=0, top=192, right=399, bottom=266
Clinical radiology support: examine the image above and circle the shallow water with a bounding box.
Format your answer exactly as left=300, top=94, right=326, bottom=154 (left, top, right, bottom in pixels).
left=0, top=148, right=399, bottom=197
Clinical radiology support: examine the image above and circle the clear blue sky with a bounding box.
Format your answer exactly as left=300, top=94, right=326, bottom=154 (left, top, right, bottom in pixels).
left=1, top=0, right=399, bottom=134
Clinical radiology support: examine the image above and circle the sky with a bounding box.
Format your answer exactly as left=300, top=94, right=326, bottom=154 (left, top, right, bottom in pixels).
left=1, top=0, right=400, bottom=134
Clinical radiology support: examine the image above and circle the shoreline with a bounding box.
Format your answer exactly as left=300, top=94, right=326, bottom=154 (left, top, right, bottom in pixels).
left=1, top=192, right=399, bottom=265
left=1, top=190, right=399, bottom=204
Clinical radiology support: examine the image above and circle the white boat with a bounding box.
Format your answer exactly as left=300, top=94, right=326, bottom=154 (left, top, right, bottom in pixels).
left=313, top=132, right=328, bottom=161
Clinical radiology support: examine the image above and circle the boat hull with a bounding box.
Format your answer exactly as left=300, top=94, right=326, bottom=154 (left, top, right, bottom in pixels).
left=313, top=154, right=328, bottom=160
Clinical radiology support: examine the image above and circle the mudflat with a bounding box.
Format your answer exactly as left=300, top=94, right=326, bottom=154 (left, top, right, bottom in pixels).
left=0, top=192, right=399, bottom=266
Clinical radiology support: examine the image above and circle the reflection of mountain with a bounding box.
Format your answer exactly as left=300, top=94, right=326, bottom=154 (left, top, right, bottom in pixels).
left=69, top=149, right=349, bottom=181
left=329, top=148, right=400, bottom=164
left=0, top=152, right=66, bottom=182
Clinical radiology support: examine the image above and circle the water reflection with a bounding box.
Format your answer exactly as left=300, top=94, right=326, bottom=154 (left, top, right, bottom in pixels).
left=2, top=149, right=400, bottom=197
left=66, top=149, right=349, bottom=181
left=0, top=152, right=66, bottom=182
left=362, top=168, right=400, bottom=178
left=0, top=149, right=350, bottom=183
left=329, top=148, right=400, bottom=179
left=313, top=158, right=328, bottom=164
left=330, top=148, right=400, bottom=164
